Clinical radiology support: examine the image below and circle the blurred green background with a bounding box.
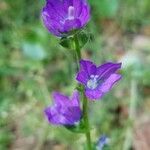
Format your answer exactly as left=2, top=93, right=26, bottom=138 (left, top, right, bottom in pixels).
left=0, top=0, right=150, bottom=150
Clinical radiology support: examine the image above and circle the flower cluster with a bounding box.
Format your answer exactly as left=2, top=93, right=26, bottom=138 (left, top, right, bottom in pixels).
left=44, top=59, right=121, bottom=125
left=41, top=0, right=122, bottom=149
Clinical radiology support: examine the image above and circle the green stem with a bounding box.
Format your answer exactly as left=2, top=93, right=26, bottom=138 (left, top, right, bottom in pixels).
left=74, top=34, right=92, bottom=150
left=74, top=33, right=81, bottom=70
left=83, top=93, right=92, bottom=150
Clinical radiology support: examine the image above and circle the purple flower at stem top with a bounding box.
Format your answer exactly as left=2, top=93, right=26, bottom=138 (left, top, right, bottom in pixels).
left=76, top=60, right=122, bottom=100
left=44, top=90, right=81, bottom=125
left=42, top=0, right=90, bottom=37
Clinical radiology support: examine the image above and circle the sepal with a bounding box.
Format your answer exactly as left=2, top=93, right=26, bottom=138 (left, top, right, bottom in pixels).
left=64, top=120, right=87, bottom=133
left=77, top=32, right=89, bottom=49
left=59, top=37, right=74, bottom=49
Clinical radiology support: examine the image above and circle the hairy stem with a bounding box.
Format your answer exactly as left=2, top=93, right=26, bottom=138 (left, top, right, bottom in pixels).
left=74, top=34, right=92, bottom=150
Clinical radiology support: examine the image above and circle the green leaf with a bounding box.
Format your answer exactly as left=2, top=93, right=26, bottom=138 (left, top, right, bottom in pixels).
left=59, top=31, right=92, bottom=50
left=59, top=37, right=74, bottom=49
left=78, top=32, right=89, bottom=49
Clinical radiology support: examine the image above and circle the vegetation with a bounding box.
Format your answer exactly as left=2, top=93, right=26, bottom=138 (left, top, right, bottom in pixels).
left=0, top=0, right=150, bottom=149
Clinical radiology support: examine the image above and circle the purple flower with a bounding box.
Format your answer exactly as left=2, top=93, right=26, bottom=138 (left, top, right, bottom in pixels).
left=42, top=0, right=90, bottom=37
left=44, top=90, right=81, bottom=125
left=96, top=135, right=109, bottom=150
left=76, top=60, right=122, bottom=100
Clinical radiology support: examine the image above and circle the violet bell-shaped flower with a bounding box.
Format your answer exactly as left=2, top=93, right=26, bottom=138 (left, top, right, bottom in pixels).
left=42, top=0, right=90, bottom=37
left=76, top=60, right=122, bottom=100
left=44, top=90, right=81, bottom=125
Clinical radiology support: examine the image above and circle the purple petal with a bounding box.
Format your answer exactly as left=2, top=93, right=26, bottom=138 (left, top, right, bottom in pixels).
left=97, top=62, right=121, bottom=79
left=63, top=19, right=81, bottom=32
left=44, top=106, right=63, bottom=125
left=44, top=105, right=81, bottom=125
left=42, top=0, right=65, bottom=36
left=89, top=64, right=97, bottom=75
left=79, top=4, right=90, bottom=26
left=85, top=88, right=104, bottom=100
left=52, top=92, right=69, bottom=106
left=63, top=0, right=73, bottom=11
left=80, top=59, right=93, bottom=70
left=70, top=90, right=80, bottom=106
left=46, top=0, right=66, bottom=19
left=62, top=107, right=81, bottom=124
left=76, top=70, right=89, bottom=84
left=80, top=60, right=96, bottom=75
left=42, top=8, right=63, bottom=36
left=99, top=73, right=122, bottom=93
left=85, top=74, right=121, bottom=100
left=73, top=0, right=85, bottom=18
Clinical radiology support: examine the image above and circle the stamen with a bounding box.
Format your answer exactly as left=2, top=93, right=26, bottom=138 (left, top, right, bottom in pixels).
left=87, top=75, right=99, bottom=90
left=68, top=6, right=75, bottom=20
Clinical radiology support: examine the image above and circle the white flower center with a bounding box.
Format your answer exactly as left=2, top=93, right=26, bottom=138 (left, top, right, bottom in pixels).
left=87, top=75, right=99, bottom=90
left=68, top=6, right=75, bottom=20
